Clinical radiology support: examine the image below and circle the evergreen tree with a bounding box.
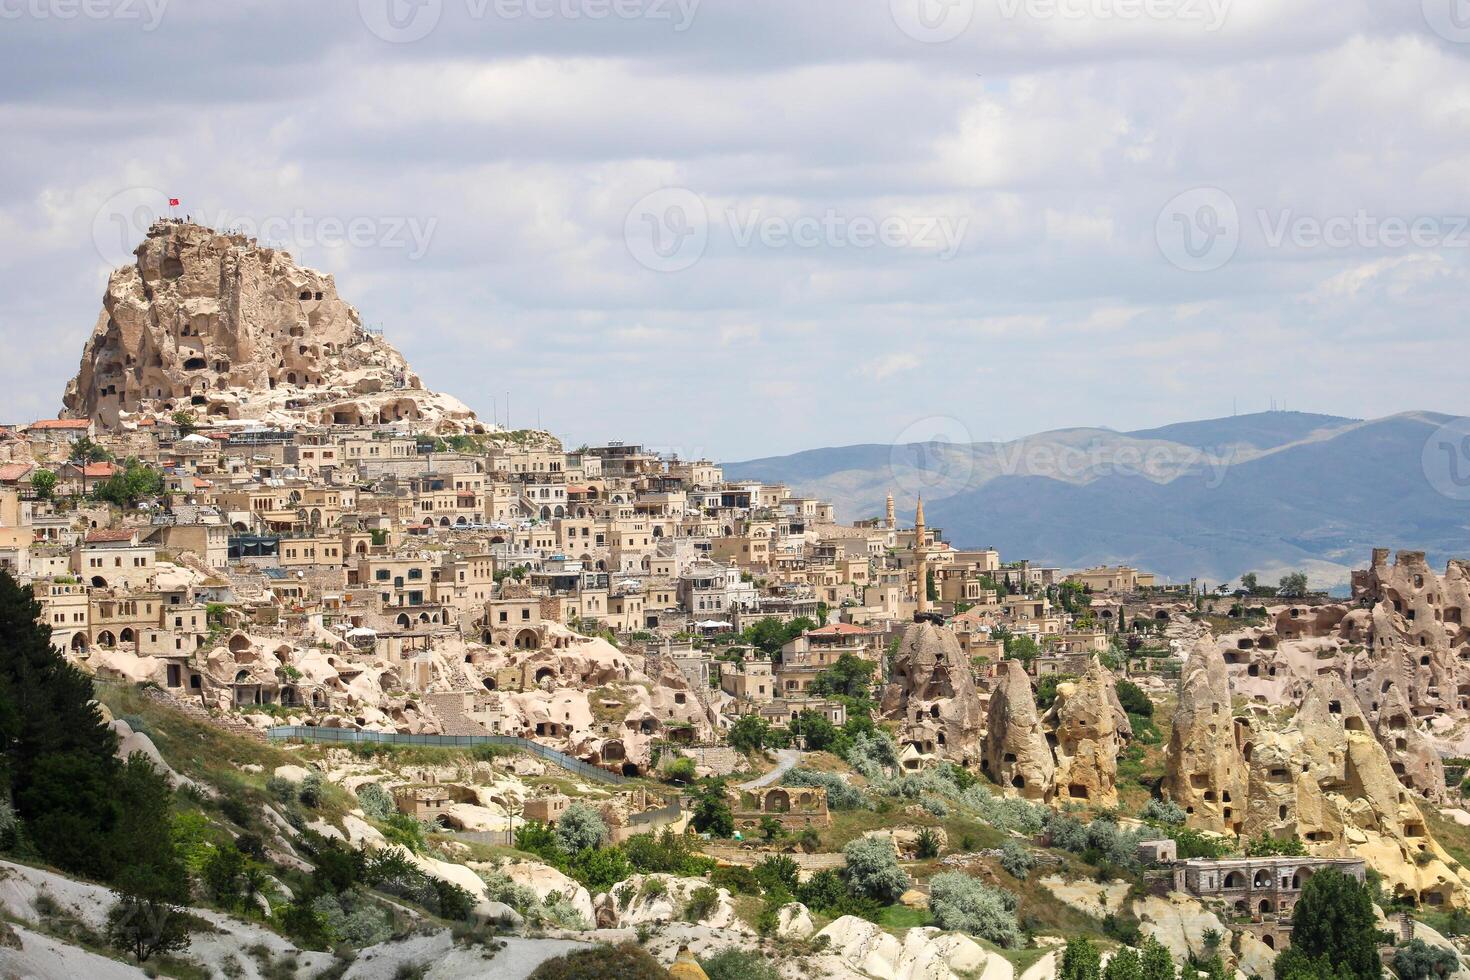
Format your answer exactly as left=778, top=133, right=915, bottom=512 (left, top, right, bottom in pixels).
left=0, top=569, right=121, bottom=878
left=1140, top=936, right=1176, bottom=980
left=1286, top=869, right=1383, bottom=980
left=1104, top=946, right=1143, bottom=980
left=1060, top=936, right=1102, bottom=980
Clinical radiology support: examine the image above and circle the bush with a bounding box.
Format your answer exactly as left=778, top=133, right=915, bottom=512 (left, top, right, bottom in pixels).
left=683, top=885, right=720, bottom=922
left=266, top=776, right=297, bottom=804
left=567, top=845, right=631, bottom=892
left=1115, top=680, right=1153, bottom=718
left=529, top=943, right=668, bottom=980
left=711, top=865, right=761, bottom=895
left=624, top=829, right=715, bottom=877
left=555, top=803, right=608, bottom=854
left=916, top=827, right=942, bottom=859
left=842, top=836, right=910, bottom=904
left=1140, top=798, right=1186, bottom=826
left=1391, top=940, right=1460, bottom=980
left=701, top=948, right=782, bottom=980
left=782, top=768, right=869, bottom=810
left=298, top=772, right=325, bottom=809
left=754, top=855, right=800, bottom=895
left=928, top=871, right=1023, bottom=948
left=999, top=840, right=1034, bottom=879
left=663, top=757, right=697, bottom=784
left=1060, top=935, right=1102, bottom=980
left=355, top=783, right=395, bottom=821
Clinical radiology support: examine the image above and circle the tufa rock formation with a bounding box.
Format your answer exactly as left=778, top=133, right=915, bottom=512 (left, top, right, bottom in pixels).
left=880, top=621, right=987, bottom=767
left=981, top=660, right=1054, bottom=800
left=981, top=658, right=1132, bottom=807
left=1167, top=630, right=1470, bottom=906
left=1043, top=663, right=1133, bottom=809
left=63, top=219, right=484, bottom=434
left=1163, top=635, right=1247, bottom=834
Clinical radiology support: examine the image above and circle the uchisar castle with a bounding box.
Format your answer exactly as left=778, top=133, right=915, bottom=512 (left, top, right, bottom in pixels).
left=0, top=219, right=1466, bottom=980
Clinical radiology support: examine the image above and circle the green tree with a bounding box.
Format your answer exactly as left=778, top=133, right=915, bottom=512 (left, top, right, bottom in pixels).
left=1116, top=680, right=1154, bottom=717
left=1060, top=936, right=1102, bottom=980
left=1105, top=946, right=1144, bottom=980
left=555, top=802, right=608, bottom=854
left=0, top=569, right=122, bottom=879
left=106, top=892, right=193, bottom=962
left=1391, top=940, right=1460, bottom=980
left=29, top=470, right=57, bottom=501
left=810, top=653, right=877, bottom=705
left=1287, top=869, right=1383, bottom=980
left=68, top=436, right=112, bottom=464
left=729, top=714, right=768, bottom=754
left=788, top=710, right=838, bottom=752
left=170, top=410, right=198, bottom=435
left=1279, top=572, right=1310, bottom=599
left=1246, top=833, right=1306, bottom=857
left=1139, top=936, right=1176, bottom=980
left=1240, top=572, right=1258, bottom=593
left=691, top=782, right=734, bottom=837
left=1003, top=634, right=1041, bottom=667
left=842, top=835, right=910, bottom=903
left=93, top=458, right=165, bottom=509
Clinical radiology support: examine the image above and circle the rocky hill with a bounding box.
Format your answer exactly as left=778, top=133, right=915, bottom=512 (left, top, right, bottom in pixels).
left=726, top=411, right=1470, bottom=588
left=62, top=219, right=484, bottom=434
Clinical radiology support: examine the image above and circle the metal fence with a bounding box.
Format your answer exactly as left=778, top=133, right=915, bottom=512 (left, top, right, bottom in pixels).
left=627, top=801, right=682, bottom=827
left=265, top=726, right=626, bottom=785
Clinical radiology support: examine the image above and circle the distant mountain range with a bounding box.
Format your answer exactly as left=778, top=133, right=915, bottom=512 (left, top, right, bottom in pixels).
left=724, top=411, right=1470, bottom=589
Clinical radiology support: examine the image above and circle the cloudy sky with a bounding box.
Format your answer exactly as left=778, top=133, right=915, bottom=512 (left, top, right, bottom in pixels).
left=2, top=0, right=1469, bottom=460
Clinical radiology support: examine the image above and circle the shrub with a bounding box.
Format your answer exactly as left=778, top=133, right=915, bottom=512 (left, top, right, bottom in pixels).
left=663, top=757, right=697, bottom=784
left=700, top=948, right=782, bottom=980
left=843, top=836, right=910, bottom=904
left=266, top=776, right=297, bottom=804
left=298, top=772, right=325, bottom=809
left=1140, top=798, right=1186, bottom=826
left=711, top=865, right=761, bottom=895
left=782, top=768, right=868, bottom=810
left=1059, top=936, right=1102, bottom=980
left=567, top=844, right=631, bottom=892
left=624, top=829, right=715, bottom=877
left=1115, top=680, right=1153, bottom=718
left=355, top=783, right=395, bottom=821
left=1391, top=940, right=1460, bottom=980
left=916, top=827, right=942, bottom=859
left=753, top=854, right=800, bottom=895
left=999, top=840, right=1034, bottom=879
left=555, top=803, right=608, bottom=854
left=528, top=943, right=667, bottom=980
left=929, top=871, right=1022, bottom=947
left=682, top=885, right=720, bottom=922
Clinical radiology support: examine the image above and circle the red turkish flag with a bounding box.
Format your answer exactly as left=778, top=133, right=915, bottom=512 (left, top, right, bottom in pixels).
left=168, top=198, right=180, bottom=206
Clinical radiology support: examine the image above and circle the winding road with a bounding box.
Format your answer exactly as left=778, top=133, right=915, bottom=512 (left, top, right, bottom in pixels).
left=738, top=748, right=802, bottom=790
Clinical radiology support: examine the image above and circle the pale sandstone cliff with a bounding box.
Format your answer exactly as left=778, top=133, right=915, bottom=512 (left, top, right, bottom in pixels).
left=63, top=220, right=483, bottom=434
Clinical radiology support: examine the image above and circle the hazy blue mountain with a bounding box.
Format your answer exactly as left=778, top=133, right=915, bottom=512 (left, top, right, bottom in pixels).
left=723, top=411, right=1470, bottom=588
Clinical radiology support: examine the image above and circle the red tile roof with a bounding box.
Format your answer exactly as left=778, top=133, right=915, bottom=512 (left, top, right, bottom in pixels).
left=0, top=463, right=34, bottom=482
left=81, top=463, right=118, bottom=478
left=84, top=529, right=138, bottom=544
left=27, top=419, right=91, bottom=430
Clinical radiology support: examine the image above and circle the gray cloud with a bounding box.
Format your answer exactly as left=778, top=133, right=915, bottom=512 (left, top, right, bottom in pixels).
left=0, top=0, right=1467, bottom=459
